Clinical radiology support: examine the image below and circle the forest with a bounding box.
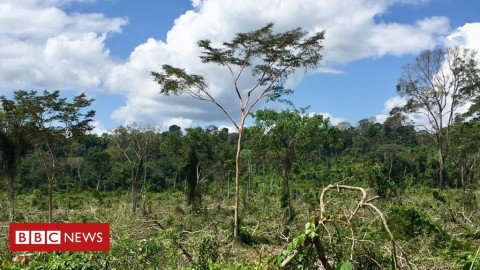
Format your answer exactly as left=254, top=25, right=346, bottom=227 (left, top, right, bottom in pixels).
left=1, top=24, right=480, bottom=269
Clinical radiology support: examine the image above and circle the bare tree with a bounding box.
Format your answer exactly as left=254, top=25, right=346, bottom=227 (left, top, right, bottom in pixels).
left=396, top=47, right=480, bottom=187
left=112, top=123, right=158, bottom=214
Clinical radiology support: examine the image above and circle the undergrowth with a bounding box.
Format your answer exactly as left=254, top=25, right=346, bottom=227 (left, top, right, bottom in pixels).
left=0, top=183, right=479, bottom=269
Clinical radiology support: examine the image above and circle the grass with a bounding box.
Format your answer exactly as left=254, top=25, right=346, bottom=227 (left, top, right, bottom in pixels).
left=1, top=181, right=479, bottom=269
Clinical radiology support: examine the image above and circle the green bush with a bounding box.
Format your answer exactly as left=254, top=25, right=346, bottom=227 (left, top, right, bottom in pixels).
left=30, top=189, right=47, bottom=211
left=387, top=205, right=446, bottom=242
left=5, top=252, right=108, bottom=270
left=197, top=237, right=219, bottom=270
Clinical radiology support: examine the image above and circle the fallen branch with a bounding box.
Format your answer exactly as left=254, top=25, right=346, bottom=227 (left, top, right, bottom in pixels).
left=145, top=220, right=194, bottom=263
left=280, top=182, right=415, bottom=269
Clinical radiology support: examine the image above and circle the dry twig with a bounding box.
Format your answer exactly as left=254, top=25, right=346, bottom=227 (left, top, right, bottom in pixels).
left=280, top=182, right=415, bottom=269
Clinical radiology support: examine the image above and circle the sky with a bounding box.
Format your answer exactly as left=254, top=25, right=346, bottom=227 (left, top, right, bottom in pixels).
left=0, top=0, right=479, bottom=133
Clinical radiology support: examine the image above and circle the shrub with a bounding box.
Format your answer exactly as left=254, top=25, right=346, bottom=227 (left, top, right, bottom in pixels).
left=197, top=237, right=219, bottom=270
left=387, top=205, right=446, bottom=242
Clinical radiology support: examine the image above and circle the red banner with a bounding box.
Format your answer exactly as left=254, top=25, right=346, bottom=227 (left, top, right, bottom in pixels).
left=9, top=223, right=110, bottom=252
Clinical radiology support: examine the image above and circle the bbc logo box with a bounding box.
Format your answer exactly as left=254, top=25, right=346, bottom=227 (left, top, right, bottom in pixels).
left=9, top=223, right=110, bottom=252
left=15, top=230, right=61, bottom=244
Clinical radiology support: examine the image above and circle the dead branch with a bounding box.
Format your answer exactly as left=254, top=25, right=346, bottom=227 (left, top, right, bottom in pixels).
left=145, top=220, right=194, bottom=263
left=280, top=183, right=415, bottom=269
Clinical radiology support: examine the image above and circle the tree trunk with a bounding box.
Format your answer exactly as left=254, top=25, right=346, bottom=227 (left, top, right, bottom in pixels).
left=312, top=236, right=333, bottom=270
left=7, top=175, right=15, bottom=221
left=47, top=156, right=56, bottom=223
left=132, top=183, right=137, bottom=214
left=141, top=164, right=148, bottom=215
left=283, top=147, right=294, bottom=220
left=461, top=165, right=465, bottom=190
left=173, top=171, right=177, bottom=189
left=270, top=173, right=274, bottom=193
left=96, top=174, right=102, bottom=191
left=284, top=173, right=293, bottom=220
left=48, top=178, right=53, bottom=222
left=233, top=115, right=246, bottom=240
left=248, top=161, right=251, bottom=201
left=388, top=156, right=393, bottom=182
left=132, top=181, right=137, bottom=214
left=131, top=167, right=138, bottom=214
left=438, top=146, right=445, bottom=188
left=262, top=158, right=266, bottom=192
left=227, top=171, right=230, bottom=199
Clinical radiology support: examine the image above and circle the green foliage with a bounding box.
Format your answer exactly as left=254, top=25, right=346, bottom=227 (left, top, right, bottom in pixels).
left=4, top=252, right=107, bottom=270
left=29, top=189, right=48, bottom=211
left=152, top=24, right=326, bottom=240
left=336, top=261, right=353, bottom=270
left=197, top=237, right=219, bottom=270
left=1, top=185, right=480, bottom=269
left=463, top=246, right=480, bottom=270
left=276, top=220, right=319, bottom=268
left=251, top=108, right=336, bottom=219
left=387, top=205, right=446, bottom=242
left=370, top=163, right=392, bottom=198
left=462, top=189, right=478, bottom=214
left=432, top=190, right=447, bottom=203
left=111, top=235, right=169, bottom=268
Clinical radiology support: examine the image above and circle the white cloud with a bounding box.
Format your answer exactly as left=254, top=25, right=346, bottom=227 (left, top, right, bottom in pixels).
left=375, top=96, right=407, bottom=123
left=368, top=17, right=449, bottom=57
left=0, top=0, right=127, bottom=92
left=315, top=112, right=346, bottom=126
left=385, top=96, right=407, bottom=113
left=89, top=120, right=110, bottom=135
left=0, top=0, right=470, bottom=129
left=190, top=0, right=202, bottom=9
left=446, top=23, right=480, bottom=52
left=162, top=117, right=194, bottom=131
left=105, top=0, right=453, bottom=127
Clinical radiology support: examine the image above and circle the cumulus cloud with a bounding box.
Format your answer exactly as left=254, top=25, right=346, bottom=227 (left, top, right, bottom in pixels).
left=375, top=96, right=407, bottom=123
left=368, top=17, right=449, bottom=57
left=0, top=0, right=471, bottom=129
left=105, top=0, right=453, bottom=127
left=190, top=0, right=202, bottom=9
left=162, top=117, right=194, bottom=131
left=316, top=112, right=347, bottom=126
left=0, top=0, right=127, bottom=92
left=446, top=23, right=480, bottom=51
left=89, top=120, right=110, bottom=135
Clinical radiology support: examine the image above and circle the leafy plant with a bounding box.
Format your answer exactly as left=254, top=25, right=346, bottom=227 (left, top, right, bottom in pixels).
left=336, top=261, right=353, bottom=270
left=197, top=237, right=219, bottom=270
left=464, top=246, right=480, bottom=270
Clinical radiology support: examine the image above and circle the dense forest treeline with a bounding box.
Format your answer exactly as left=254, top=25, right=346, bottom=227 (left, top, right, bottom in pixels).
left=9, top=112, right=480, bottom=197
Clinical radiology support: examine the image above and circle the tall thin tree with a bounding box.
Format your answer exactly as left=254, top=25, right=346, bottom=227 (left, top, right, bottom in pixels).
left=152, top=23, right=325, bottom=239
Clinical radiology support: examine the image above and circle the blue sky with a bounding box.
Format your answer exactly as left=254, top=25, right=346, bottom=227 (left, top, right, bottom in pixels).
left=0, top=0, right=479, bottom=133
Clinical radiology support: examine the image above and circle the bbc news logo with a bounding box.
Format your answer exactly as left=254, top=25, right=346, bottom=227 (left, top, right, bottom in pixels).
left=16, top=230, right=61, bottom=244
left=9, top=223, right=110, bottom=252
